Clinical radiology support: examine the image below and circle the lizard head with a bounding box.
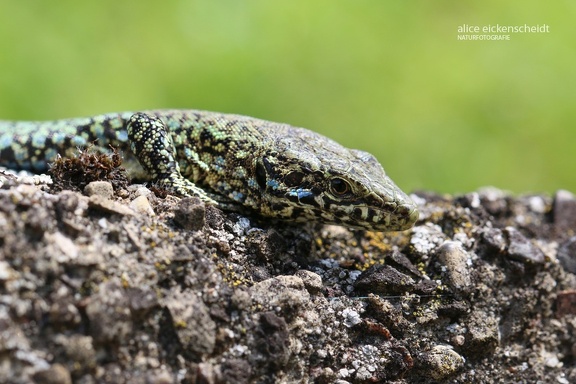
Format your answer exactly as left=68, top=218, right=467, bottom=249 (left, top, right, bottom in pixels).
left=252, top=126, right=419, bottom=232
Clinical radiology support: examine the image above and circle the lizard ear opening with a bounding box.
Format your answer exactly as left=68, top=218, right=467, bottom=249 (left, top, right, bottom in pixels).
left=255, top=159, right=268, bottom=190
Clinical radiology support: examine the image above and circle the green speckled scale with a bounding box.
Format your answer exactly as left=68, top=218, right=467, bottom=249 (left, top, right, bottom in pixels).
left=0, top=110, right=418, bottom=231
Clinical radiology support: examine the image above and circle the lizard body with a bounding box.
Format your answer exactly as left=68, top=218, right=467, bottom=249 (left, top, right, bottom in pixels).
left=0, top=110, right=418, bottom=231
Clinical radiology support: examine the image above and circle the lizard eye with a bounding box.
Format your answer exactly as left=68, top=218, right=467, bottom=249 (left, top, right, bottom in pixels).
left=329, top=177, right=352, bottom=197
left=284, top=171, right=304, bottom=187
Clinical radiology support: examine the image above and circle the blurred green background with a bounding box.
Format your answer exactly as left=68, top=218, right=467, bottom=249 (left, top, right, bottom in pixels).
left=0, top=1, right=574, bottom=194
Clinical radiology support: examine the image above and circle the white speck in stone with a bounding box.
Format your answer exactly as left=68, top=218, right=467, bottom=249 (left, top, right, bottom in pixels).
left=342, top=308, right=362, bottom=328
left=469, top=192, right=480, bottom=208
left=338, top=368, right=350, bottom=378
left=529, top=196, right=546, bottom=213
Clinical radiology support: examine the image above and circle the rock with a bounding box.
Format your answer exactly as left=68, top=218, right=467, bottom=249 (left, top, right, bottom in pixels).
left=54, top=334, right=97, bottom=375
left=354, top=264, right=416, bottom=294
left=130, top=195, right=155, bottom=216
left=84, top=181, right=114, bottom=199
left=173, top=197, right=205, bottom=231
left=247, top=229, right=288, bottom=262
left=504, top=227, right=545, bottom=264
left=162, top=288, right=216, bottom=354
left=85, top=280, right=133, bottom=343
left=254, top=312, right=291, bottom=369
left=0, top=261, right=16, bottom=281
left=295, top=269, right=323, bottom=294
left=88, top=194, right=135, bottom=216
left=435, top=241, right=472, bottom=295
left=0, top=179, right=574, bottom=383
left=220, top=358, right=252, bottom=384
left=341, top=308, right=362, bottom=328
left=417, top=345, right=465, bottom=381
left=556, top=290, right=576, bottom=317
left=32, top=363, right=72, bottom=384
left=46, top=232, right=79, bottom=263
left=463, top=310, right=499, bottom=358
left=480, top=227, right=507, bottom=253
left=553, top=189, right=576, bottom=231
left=250, top=276, right=309, bottom=321
left=557, top=236, right=576, bottom=274
left=388, top=250, right=422, bottom=277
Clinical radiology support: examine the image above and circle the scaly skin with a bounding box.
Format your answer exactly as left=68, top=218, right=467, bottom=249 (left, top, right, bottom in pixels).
left=0, top=110, right=418, bottom=231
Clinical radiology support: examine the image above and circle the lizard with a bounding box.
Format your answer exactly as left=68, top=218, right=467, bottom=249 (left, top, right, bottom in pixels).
left=0, top=110, right=418, bottom=231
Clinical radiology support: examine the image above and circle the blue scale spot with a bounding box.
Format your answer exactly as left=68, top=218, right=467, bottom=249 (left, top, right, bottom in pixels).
left=72, top=136, right=87, bottom=146
left=266, top=180, right=280, bottom=189
left=14, top=150, right=26, bottom=161
left=116, top=130, right=128, bottom=142
left=92, top=124, right=104, bottom=139
left=166, top=120, right=177, bottom=129
left=288, top=189, right=314, bottom=199
left=298, top=190, right=314, bottom=199
left=110, top=117, right=125, bottom=129
left=184, top=147, right=195, bottom=159
left=33, top=159, right=47, bottom=170
left=247, top=179, right=257, bottom=188
left=51, top=132, right=66, bottom=144
left=214, top=156, right=226, bottom=166
left=32, top=134, right=47, bottom=147
left=44, top=148, right=57, bottom=161
left=0, top=134, right=12, bottom=149
left=231, top=191, right=244, bottom=201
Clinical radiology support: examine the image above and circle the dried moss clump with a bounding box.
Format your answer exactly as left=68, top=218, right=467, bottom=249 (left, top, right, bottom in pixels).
left=49, top=146, right=129, bottom=192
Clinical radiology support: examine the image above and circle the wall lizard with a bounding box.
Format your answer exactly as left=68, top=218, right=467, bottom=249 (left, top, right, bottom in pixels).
left=0, top=110, right=418, bottom=231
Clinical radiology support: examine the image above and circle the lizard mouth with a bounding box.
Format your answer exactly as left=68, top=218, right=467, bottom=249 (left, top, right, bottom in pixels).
left=319, top=198, right=418, bottom=232
left=390, top=203, right=420, bottom=231
left=342, top=192, right=419, bottom=231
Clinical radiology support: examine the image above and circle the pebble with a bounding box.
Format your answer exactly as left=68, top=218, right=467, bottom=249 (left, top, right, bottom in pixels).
left=295, top=270, right=323, bottom=294
left=553, top=189, right=576, bottom=231
left=419, top=345, right=465, bottom=380
left=162, top=288, right=216, bottom=354
left=389, top=250, right=422, bottom=277
left=481, top=227, right=507, bottom=253
left=557, top=236, right=576, bottom=274
left=48, top=232, right=79, bottom=262
left=88, top=194, right=135, bottom=216
left=129, top=195, right=155, bottom=216
left=32, top=363, right=72, bottom=384
left=354, top=264, right=415, bottom=294
left=173, top=197, right=205, bottom=231
left=435, top=241, right=472, bottom=295
left=84, top=181, right=114, bottom=199
left=0, top=261, right=16, bottom=281
left=464, top=310, right=499, bottom=358
left=341, top=308, right=362, bottom=328
left=504, top=227, right=545, bottom=264
left=555, top=290, right=576, bottom=317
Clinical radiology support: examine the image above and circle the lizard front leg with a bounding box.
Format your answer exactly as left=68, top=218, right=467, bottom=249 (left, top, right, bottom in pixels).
left=126, top=112, right=219, bottom=205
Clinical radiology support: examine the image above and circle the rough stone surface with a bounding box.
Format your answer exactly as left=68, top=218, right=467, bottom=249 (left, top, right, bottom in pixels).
left=0, top=172, right=575, bottom=383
